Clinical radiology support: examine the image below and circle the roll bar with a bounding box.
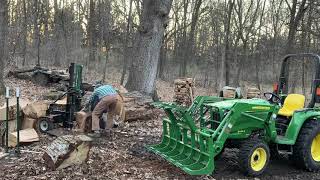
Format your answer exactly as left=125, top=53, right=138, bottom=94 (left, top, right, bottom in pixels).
left=277, top=53, right=320, bottom=108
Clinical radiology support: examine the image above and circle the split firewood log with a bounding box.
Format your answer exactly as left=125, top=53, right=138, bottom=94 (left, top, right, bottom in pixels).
left=22, top=117, right=37, bottom=129
left=22, top=101, right=49, bottom=119
left=8, top=128, right=39, bottom=147
left=75, top=111, right=92, bottom=132
left=43, top=135, right=92, bottom=170
left=0, top=98, right=29, bottom=121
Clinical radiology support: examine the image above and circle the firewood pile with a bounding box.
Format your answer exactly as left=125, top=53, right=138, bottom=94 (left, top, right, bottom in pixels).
left=0, top=99, right=47, bottom=147
left=173, top=78, right=195, bottom=106
left=221, top=86, right=237, bottom=98
left=247, top=87, right=261, bottom=99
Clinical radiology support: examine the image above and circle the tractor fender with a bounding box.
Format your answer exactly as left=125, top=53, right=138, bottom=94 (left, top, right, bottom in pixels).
left=285, top=110, right=320, bottom=144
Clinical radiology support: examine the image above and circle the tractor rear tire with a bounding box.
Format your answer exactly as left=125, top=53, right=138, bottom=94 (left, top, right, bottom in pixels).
left=238, top=139, right=270, bottom=176
left=292, top=119, right=320, bottom=172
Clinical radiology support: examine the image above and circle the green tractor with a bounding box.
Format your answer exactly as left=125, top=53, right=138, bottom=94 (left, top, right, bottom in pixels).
left=147, top=53, right=320, bottom=176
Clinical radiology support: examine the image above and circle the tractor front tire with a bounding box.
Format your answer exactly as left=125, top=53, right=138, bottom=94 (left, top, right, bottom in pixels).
left=292, top=120, right=320, bottom=172
left=238, top=139, right=270, bottom=176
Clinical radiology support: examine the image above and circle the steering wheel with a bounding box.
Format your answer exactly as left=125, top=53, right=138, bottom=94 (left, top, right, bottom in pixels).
left=264, top=92, right=282, bottom=106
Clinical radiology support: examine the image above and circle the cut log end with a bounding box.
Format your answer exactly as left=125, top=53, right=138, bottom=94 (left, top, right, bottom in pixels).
left=43, top=135, right=92, bottom=170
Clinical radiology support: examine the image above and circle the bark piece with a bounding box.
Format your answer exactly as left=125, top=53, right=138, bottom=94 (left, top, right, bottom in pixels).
left=8, top=128, right=39, bottom=147
left=22, top=101, right=49, bottom=119
left=43, top=135, right=92, bottom=170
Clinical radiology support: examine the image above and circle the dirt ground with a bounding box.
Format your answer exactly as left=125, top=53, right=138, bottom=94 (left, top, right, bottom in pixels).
left=0, top=77, right=320, bottom=180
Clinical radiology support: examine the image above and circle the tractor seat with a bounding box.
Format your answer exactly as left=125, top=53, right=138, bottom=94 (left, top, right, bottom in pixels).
left=278, top=94, right=305, bottom=117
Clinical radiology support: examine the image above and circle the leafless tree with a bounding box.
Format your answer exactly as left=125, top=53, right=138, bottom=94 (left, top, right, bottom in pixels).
left=0, top=0, right=8, bottom=94
left=126, top=0, right=173, bottom=95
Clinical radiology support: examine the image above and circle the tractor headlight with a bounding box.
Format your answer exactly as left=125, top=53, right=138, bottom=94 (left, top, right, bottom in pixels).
left=272, top=113, right=277, bottom=119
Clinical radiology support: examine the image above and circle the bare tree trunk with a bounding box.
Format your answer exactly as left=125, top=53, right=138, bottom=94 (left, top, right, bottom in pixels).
left=157, top=42, right=167, bottom=80
left=255, top=0, right=266, bottom=89
left=271, top=0, right=283, bottom=81
left=181, top=0, right=202, bottom=77
left=126, top=0, right=173, bottom=96
left=33, top=0, right=40, bottom=66
left=120, top=0, right=133, bottom=85
left=53, top=0, right=61, bottom=66
left=179, top=0, right=188, bottom=77
left=22, top=0, right=27, bottom=66
left=301, top=1, right=313, bottom=95
left=285, top=0, right=308, bottom=54
left=0, top=0, right=8, bottom=94
left=60, top=0, right=71, bottom=65
left=220, top=0, right=234, bottom=89
left=100, top=0, right=112, bottom=83
left=235, top=41, right=248, bottom=86
left=88, top=0, right=97, bottom=69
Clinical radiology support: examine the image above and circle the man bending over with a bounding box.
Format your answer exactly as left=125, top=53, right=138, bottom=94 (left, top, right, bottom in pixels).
left=87, top=84, right=118, bottom=137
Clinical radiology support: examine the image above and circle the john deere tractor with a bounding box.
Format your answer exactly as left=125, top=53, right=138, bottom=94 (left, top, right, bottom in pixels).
left=147, top=53, right=320, bottom=176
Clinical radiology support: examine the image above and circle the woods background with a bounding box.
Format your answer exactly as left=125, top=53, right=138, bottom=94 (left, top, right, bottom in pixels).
left=0, top=0, right=320, bottom=95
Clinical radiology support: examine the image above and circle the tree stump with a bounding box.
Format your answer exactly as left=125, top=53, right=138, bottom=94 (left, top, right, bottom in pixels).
left=43, top=135, right=92, bottom=170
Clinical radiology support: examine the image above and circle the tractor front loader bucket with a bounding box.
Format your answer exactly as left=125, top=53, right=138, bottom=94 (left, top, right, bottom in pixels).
left=147, top=101, right=219, bottom=175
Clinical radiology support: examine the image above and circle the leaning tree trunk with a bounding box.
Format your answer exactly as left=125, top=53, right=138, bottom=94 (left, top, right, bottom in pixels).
left=125, top=0, right=173, bottom=95
left=0, top=0, right=7, bottom=94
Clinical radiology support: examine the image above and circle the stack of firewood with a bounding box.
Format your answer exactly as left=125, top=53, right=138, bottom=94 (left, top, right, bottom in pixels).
left=221, top=86, right=237, bottom=98
left=174, top=78, right=195, bottom=106
left=247, top=87, right=261, bottom=99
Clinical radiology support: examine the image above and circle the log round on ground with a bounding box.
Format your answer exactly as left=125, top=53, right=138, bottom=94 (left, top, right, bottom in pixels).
left=43, top=135, right=92, bottom=170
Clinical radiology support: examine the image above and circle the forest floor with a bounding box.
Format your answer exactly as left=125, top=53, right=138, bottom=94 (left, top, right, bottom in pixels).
left=0, top=76, right=319, bottom=180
